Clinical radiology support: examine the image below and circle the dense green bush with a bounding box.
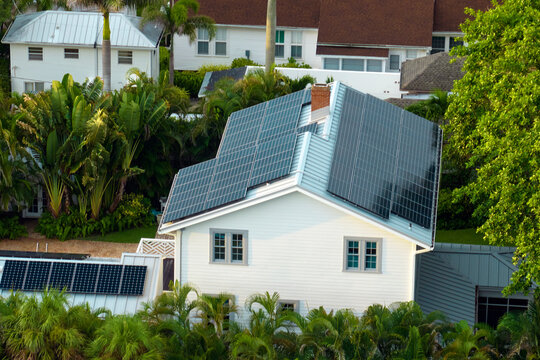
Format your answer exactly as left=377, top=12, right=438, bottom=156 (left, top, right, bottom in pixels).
left=230, top=57, right=260, bottom=68
left=174, top=71, right=204, bottom=97
left=0, top=216, right=27, bottom=239
left=36, top=194, right=154, bottom=240
left=159, top=46, right=169, bottom=72
left=289, top=74, right=316, bottom=92
left=0, top=58, right=10, bottom=94
left=276, top=57, right=311, bottom=69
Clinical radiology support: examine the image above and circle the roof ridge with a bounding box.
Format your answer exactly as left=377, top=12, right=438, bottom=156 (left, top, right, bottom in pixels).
left=119, top=13, right=155, bottom=48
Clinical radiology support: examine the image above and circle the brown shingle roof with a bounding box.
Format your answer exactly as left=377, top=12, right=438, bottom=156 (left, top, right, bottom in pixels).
left=317, top=0, right=434, bottom=47
left=197, top=0, right=320, bottom=28
left=400, top=52, right=466, bottom=92
left=316, top=46, right=388, bottom=57
left=385, top=98, right=422, bottom=109
left=433, top=0, right=492, bottom=32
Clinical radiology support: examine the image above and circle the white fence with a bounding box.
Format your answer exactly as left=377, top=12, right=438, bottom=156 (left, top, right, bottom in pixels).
left=137, top=238, right=175, bottom=258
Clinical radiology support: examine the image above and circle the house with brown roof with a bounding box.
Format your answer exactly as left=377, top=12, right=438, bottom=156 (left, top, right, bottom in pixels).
left=173, top=0, right=490, bottom=73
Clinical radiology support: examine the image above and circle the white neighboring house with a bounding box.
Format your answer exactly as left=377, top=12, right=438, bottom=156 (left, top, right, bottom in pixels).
left=158, top=82, right=443, bottom=323
left=2, top=10, right=163, bottom=93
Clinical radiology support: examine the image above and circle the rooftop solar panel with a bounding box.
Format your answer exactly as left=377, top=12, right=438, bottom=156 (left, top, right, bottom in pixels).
left=249, top=132, right=297, bottom=187
left=49, top=262, right=75, bottom=291
left=218, top=103, right=266, bottom=156
left=72, top=263, right=99, bottom=293
left=119, top=265, right=147, bottom=296
left=96, top=264, right=122, bottom=294
left=23, top=261, right=51, bottom=291
left=0, top=260, right=28, bottom=290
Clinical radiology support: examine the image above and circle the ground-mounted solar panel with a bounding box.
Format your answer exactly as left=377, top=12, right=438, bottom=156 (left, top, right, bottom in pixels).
left=205, top=146, right=255, bottom=210
left=71, top=263, right=99, bottom=293
left=49, top=262, right=75, bottom=291
left=23, top=261, right=51, bottom=291
left=296, top=123, right=318, bottom=134
left=249, top=132, right=297, bottom=187
left=96, top=264, right=122, bottom=294
left=119, top=265, right=147, bottom=295
left=0, top=260, right=28, bottom=290
left=162, top=159, right=216, bottom=223
left=391, top=112, right=443, bottom=228
left=218, top=102, right=266, bottom=156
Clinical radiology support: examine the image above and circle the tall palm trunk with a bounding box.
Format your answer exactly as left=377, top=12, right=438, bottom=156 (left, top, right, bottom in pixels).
left=102, top=11, right=112, bottom=92
left=264, top=0, right=276, bottom=73
left=169, top=35, right=175, bottom=85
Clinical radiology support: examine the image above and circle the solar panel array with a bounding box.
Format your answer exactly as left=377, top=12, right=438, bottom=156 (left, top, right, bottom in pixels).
left=327, top=88, right=442, bottom=229
left=163, top=89, right=315, bottom=223
left=0, top=260, right=147, bottom=296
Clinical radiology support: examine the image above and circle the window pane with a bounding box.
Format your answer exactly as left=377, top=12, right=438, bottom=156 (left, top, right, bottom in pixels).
left=406, top=49, right=417, bottom=59
left=431, top=36, right=445, bottom=54
left=389, top=55, right=400, bottom=70
left=280, top=302, right=295, bottom=312
left=342, top=59, right=364, bottom=71
left=324, top=58, right=340, bottom=70
left=216, top=28, right=226, bottom=41
left=347, top=241, right=359, bottom=269
left=449, top=37, right=463, bottom=49
left=118, top=50, right=132, bottom=64
left=366, top=59, right=382, bottom=72
left=213, top=233, right=225, bottom=261
left=231, top=233, right=243, bottom=262
left=24, top=82, right=33, bottom=93
left=291, top=31, right=302, bottom=44
left=35, top=82, right=44, bottom=92
left=291, top=45, right=302, bottom=59
left=275, top=30, right=284, bottom=44
left=198, top=28, right=209, bottom=40
left=365, top=241, right=377, bottom=269
left=275, top=44, right=284, bottom=58
left=215, top=42, right=226, bottom=55
left=198, top=41, right=209, bottom=55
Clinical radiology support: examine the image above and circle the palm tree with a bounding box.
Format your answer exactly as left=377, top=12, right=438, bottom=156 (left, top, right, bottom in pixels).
left=498, top=296, right=540, bottom=358
left=142, top=0, right=215, bottom=85
left=195, top=293, right=237, bottom=338
left=264, top=0, right=276, bottom=73
left=441, top=320, right=489, bottom=360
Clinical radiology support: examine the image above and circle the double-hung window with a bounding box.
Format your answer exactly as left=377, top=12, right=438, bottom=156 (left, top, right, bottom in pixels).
left=210, top=229, right=248, bottom=264
left=275, top=30, right=285, bottom=58
left=198, top=28, right=209, bottom=55
left=290, top=31, right=302, bottom=59
left=215, top=28, right=227, bottom=55
left=388, top=54, right=400, bottom=71
left=28, top=47, right=43, bottom=61
left=344, top=238, right=381, bottom=272
left=431, top=36, right=446, bottom=54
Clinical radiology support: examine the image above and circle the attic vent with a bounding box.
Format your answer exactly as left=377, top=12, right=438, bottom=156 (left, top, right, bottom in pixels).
left=311, top=83, right=330, bottom=123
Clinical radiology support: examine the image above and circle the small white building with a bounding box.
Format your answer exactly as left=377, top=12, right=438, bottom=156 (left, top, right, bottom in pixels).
left=2, top=10, right=163, bottom=93
left=158, top=82, right=443, bottom=323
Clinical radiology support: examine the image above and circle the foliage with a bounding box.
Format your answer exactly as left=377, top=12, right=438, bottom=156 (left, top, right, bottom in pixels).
left=231, top=57, right=261, bottom=68
left=0, top=216, right=27, bottom=239
left=174, top=71, right=205, bottom=97
left=159, top=46, right=169, bottom=73
left=276, top=57, right=312, bottom=69
left=289, top=75, right=316, bottom=92
left=36, top=194, right=154, bottom=240
left=444, top=0, right=540, bottom=294
left=0, top=58, right=10, bottom=94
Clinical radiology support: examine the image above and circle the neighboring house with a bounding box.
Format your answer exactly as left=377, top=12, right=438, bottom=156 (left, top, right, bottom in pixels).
left=415, top=243, right=533, bottom=327
left=174, top=0, right=490, bottom=72
left=158, top=82, right=443, bottom=322
left=0, top=251, right=163, bottom=314
left=2, top=11, right=163, bottom=93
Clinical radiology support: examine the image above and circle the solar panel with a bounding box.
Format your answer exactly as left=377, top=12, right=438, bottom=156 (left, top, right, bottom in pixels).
left=249, top=132, right=297, bottom=187
left=391, top=112, right=443, bottom=228
left=23, top=261, right=51, bottom=291
left=259, top=91, right=303, bottom=141
left=205, top=147, right=255, bottom=209
left=327, top=87, right=442, bottom=229
left=218, top=102, right=266, bottom=156
left=96, top=264, right=122, bottom=294
left=49, top=262, right=75, bottom=291
left=0, top=260, right=28, bottom=290
left=119, top=265, right=147, bottom=295
left=71, top=263, right=99, bottom=293
left=162, top=159, right=216, bottom=223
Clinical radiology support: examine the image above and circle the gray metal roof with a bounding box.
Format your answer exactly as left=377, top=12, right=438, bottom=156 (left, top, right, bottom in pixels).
left=2, top=11, right=162, bottom=48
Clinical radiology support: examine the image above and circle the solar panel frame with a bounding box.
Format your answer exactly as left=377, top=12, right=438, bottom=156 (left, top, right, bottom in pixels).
left=23, top=261, right=51, bottom=291
left=0, top=260, right=28, bottom=290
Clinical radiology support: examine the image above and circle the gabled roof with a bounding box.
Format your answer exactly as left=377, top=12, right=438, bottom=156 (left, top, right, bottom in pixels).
left=2, top=11, right=162, bottom=48
left=400, top=52, right=466, bottom=92
left=433, top=0, right=492, bottom=32
left=160, top=82, right=442, bottom=247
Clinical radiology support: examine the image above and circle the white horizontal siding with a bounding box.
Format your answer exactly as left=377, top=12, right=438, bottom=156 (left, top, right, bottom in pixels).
left=180, top=191, right=415, bottom=324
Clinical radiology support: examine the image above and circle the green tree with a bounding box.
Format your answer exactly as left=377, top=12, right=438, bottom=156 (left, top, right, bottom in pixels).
left=444, top=0, right=540, bottom=294
left=142, top=0, right=215, bottom=85
left=195, top=293, right=237, bottom=338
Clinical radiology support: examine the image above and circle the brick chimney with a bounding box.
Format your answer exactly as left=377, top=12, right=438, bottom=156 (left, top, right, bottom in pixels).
left=311, top=83, right=330, bottom=122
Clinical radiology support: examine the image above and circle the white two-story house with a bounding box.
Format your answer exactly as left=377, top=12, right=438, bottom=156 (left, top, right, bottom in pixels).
left=2, top=10, right=163, bottom=93
left=158, top=82, right=443, bottom=322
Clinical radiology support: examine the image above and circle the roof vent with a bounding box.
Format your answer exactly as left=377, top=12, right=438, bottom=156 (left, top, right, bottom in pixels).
left=311, top=83, right=330, bottom=122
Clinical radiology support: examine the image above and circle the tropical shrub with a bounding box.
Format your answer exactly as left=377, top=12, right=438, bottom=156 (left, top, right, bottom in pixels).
left=231, top=57, right=260, bottom=68
left=276, top=57, right=311, bottom=68
left=0, top=216, right=27, bottom=239
left=174, top=71, right=204, bottom=97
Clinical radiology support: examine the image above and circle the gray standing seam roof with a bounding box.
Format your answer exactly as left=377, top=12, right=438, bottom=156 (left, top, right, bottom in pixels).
left=2, top=11, right=162, bottom=48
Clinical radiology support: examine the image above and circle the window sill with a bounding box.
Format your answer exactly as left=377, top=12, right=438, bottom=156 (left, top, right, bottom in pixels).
left=209, top=261, right=248, bottom=266
left=343, top=269, right=382, bottom=274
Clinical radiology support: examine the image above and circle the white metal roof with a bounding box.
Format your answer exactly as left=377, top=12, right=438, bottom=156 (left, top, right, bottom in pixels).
left=2, top=10, right=162, bottom=48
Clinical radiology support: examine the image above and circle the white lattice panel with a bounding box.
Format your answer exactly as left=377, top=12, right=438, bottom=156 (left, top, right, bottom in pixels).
left=137, top=238, right=175, bottom=258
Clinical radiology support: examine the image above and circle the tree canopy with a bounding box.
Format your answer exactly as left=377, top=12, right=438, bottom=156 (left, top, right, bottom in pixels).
left=445, top=0, right=540, bottom=294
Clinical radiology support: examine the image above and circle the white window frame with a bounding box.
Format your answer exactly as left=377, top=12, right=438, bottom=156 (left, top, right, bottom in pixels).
left=24, top=81, right=44, bottom=93
left=323, top=56, right=384, bottom=73
left=197, top=28, right=210, bottom=55
left=275, top=30, right=285, bottom=58
left=290, top=31, right=302, bottom=59
left=214, top=28, right=227, bottom=56
left=388, top=54, right=401, bottom=72
left=64, top=48, right=79, bottom=59
left=28, top=47, right=43, bottom=61
left=343, top=237, right=382, bottom=273
left=210, top=229, right=248, bottom=265
left=118, top=50, right=133, bottom=64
